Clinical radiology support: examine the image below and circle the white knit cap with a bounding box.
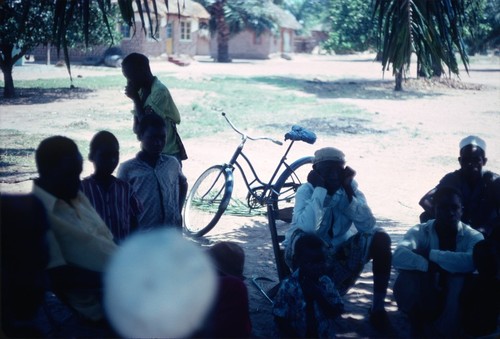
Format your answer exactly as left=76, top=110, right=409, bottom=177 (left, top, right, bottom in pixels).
left=459, top=135, right=486, bottom=152
left=314, top=147, right=345, bottom=164
left=104, top=228, right=217, bottom=338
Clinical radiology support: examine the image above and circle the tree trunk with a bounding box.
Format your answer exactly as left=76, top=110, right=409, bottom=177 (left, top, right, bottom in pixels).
left=395, top=69, right=403, bottom=91
left=1, top=44, right=16, bottom=98
left=214, top=0, right=230, bottom=63
left=431, top=53, right=442, bottom=77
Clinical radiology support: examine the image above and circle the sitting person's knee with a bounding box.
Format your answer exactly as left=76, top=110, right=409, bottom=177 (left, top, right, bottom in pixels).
left=372, top=230, right=391, bottom=251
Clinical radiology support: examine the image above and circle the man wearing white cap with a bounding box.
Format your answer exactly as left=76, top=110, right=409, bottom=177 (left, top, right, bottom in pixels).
left=284, top=146, right=392, bottom=332
left=419, top=135, right=500, bottom=238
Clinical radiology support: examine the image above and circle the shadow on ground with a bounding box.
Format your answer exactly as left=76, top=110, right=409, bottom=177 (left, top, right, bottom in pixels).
left=264, top=116, right=388, bottom=136
left=0, top=87, right=94, bottom=105
left=188, top=215, right=410, bottom=338
left=250, top=75, right=486, bottom=101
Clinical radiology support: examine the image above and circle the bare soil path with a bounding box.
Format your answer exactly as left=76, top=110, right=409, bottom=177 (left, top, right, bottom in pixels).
left=1, top=53, right=499, bottom=337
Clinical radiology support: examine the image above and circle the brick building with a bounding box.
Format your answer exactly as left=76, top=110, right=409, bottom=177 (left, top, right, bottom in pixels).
left=31, top=0, right=210, bottom=64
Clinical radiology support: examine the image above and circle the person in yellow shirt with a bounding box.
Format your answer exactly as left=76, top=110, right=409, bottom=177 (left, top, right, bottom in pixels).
left=32, top=136, right=118, bottom=323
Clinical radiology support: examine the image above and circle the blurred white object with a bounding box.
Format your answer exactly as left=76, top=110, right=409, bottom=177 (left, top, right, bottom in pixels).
left=104, top=228, right=217, bottom=338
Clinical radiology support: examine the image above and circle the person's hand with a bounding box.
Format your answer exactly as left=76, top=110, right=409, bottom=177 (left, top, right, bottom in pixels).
left=427, top=260, right=440, bottom=272
left=342, top=166, right=356, bottom=202
left=307, top=170, right=326, bottom=189
left=124, top=82, right=140, bottom=101
left=412, top=248, right=430, bottom=260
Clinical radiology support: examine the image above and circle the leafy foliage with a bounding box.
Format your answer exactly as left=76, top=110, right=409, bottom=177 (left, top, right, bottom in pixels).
left=0, top=1, right=55, bottom=97
left=196, top=0, right=278, bottom=62
left=65, top=3, right=121, bottom=50
left=282, top=0, right=329, bottom=34
left=373, top=0, right=470, bottom=90
left=323, top=0, right=377, bottom=54
left=462, top=0, right=497, bottom=54
left=200, top=0, right=277, bottom=37
left=0, top=0, right=53, bottom=63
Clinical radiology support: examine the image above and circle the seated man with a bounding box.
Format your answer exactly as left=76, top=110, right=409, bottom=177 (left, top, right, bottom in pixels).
left=419, top=135, right=500, bottom=238
left=1, top=194, right=50, bottom=337
left=393, top=186, right=484, bottom=337
left=32, top=136, right=118, bottom=322
left=284, top=147, right=392, bottom=332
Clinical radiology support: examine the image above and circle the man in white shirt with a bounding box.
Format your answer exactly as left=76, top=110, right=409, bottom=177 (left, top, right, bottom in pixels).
left=285, top=147, right=392, bottom=332
left=393, top=186, right=483, bottom=336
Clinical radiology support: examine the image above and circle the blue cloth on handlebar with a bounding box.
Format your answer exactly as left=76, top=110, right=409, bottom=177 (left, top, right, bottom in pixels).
left=284, top=125, right=317, bottom=144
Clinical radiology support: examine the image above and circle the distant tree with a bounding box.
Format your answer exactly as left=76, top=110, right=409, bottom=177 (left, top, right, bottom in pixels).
left=0, top=1, right=120, bottom=98
left=373, top=0, right=470, bottom=91
left=282, top=0, right=329, bottom=33
left=197, top=0, right=277, bottom=62
left=0, top=1, right=54, bottom=98
left=323, top=0, right=377, bottom=54
left=462, top=0, right=495, bottom=55
left=65, top=3, right=121, bottom=51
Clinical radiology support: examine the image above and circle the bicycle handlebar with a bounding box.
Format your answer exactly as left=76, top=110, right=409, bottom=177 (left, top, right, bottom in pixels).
left=222, top=112, right=283, bottom=145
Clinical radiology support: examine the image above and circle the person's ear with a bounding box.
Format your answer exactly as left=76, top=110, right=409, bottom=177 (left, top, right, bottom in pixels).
left=88, top=152, right=94, bottom=162
left=483, top=157, right=487, bottom=166
left=458, top=156, right=462, bottom=165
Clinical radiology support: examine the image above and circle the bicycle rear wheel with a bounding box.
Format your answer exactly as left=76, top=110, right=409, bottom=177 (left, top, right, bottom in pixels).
left=183, top=165, right=233, bottom=237
left=272, top=156, right=314, bottom=223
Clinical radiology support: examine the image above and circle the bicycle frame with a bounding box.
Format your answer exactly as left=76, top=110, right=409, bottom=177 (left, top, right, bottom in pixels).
left=220, top=112, right=299, bottom=207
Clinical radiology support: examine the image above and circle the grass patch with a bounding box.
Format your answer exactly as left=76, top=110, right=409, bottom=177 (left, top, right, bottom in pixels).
left=1, top=72, right=373, bottom=180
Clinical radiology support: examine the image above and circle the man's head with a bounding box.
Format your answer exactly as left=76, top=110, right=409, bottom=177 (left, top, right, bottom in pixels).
left=138, top=114, right=167, bottom=156
left=35, top=136, right=83, bottom=201
left=458, top=135, right=487, bottom=181
left=121, top=52, right=153, bottom=87
left=433, top=186, right=463, bottom=228
left=89, top=131, right=120, bottom=177
left=313, top=147, right=346, bottom=193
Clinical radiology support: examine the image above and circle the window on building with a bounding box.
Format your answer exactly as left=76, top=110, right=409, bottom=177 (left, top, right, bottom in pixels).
left=120, top=24, right=131, bottom=39
left=180, top=21, right=191, bottom=41
left=147, top=20, right=160, bottom=40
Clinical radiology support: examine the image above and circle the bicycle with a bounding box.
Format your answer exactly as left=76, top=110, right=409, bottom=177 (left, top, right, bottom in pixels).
left=183, top=112, right=317, bottom=237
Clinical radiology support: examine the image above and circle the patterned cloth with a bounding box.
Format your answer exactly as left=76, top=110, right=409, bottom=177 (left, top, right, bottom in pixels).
left=326, top=231, right=372, bottom=295
left=134, top=77, right=181, bottom=156
left=117, top=153, right=186, bottom=230
left=81, top=175, right=142, bottom=242
left=273, top=269, right=343, bottom=338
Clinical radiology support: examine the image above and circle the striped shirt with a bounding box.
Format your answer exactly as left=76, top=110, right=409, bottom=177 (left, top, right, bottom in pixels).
left=81, top=175, right=142, bottom=242
left=117, top=153, right=186, bottom=230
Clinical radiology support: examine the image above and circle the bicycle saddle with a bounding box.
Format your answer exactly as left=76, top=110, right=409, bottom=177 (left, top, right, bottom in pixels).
left=284, top=125, right=317, bottom=144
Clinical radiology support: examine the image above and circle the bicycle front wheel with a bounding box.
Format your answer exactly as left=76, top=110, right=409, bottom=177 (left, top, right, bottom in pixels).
left=273, top=156, right=314, bottom=223
left=183, top=165, right=233, bottom=237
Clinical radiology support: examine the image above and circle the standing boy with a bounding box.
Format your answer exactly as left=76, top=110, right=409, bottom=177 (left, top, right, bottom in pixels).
left=81, top=131, right=142, bottom=243
left=121, top=52, right=187, bottom=162
left=118, top=113, right=188, bottom=230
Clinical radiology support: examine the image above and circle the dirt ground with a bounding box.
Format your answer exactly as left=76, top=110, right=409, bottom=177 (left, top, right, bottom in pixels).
left=1, top=53, right=499, bottom=338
